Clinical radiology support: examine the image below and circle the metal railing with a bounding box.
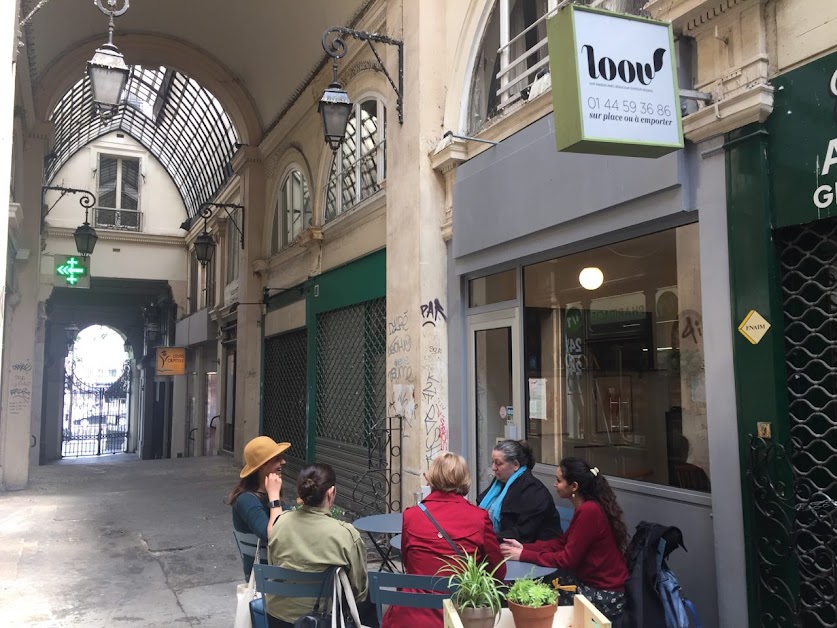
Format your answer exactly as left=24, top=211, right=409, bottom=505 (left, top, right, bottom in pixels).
left=95, top=206, right=142, bottom=231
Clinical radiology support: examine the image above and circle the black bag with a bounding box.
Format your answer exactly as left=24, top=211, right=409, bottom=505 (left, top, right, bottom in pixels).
left=293, top=568, right=336, bottom=628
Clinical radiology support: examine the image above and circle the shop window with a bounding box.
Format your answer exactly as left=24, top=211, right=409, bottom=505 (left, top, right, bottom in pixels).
left=203, top=253, right=216, bottom=309
left=468, top=0, right=553, bottom=133
left=96, top=155, right=142, bottom=230
left=469, top=269, right=517, bottom=307
left=522, top=224, right=709, bottom=492
left=272, top=169, right=312, bottom=253
left=324, top=98, right=386, bottom=221
left=189, top=250, right=199, bottom=314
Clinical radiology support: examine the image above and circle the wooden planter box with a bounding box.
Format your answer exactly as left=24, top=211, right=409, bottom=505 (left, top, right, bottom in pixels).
left=442, top=595, right=611, bottom=628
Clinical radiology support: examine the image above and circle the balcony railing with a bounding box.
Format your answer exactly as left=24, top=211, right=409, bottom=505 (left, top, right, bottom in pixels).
left=496, top=9, right=553, bottom=110
left=95, top=207, right=142, bottom=231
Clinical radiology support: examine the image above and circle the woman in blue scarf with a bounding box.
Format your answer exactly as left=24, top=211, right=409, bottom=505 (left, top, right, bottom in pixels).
left=478, top=440, right=563, bottom=543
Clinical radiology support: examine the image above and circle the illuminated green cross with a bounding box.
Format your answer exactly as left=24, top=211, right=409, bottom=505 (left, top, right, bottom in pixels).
left=56, top=257, right=86, bottom=286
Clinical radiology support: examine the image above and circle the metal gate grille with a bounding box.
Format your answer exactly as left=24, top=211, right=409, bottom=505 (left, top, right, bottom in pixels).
left=316, top=298, right=389, bottom=514
left=263, top=328, right=308, bottom=477
left=752, top=220, right=837, bottom=627
left=62, top=364, right=130, bottom=457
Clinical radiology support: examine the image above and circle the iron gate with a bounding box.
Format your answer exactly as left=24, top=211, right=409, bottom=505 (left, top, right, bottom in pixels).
left=749, top=221, right=837, bottom=627
left=316, top=298, right=397, bottom=514
left=62, top=363, right=130, bottom=457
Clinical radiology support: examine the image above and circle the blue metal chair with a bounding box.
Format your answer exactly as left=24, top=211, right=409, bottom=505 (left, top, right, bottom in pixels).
left=368, top=570, right=455, bottom=624
left=233, top=529, right=268, bottom=576
left=251, top=564, right=335, bottom=628
left=557, top=506, right=574, bottom=531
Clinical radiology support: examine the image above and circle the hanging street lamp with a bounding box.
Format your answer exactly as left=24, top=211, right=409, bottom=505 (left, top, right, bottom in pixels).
left=73, top=208, right=99, bottom=258
left=87, top=0, right=131, bottom=116
left=192, top=203, right=245, bottom=266
left=41, top=185, right=99, bottom=258
left=319, top=26, right=404, bottom=153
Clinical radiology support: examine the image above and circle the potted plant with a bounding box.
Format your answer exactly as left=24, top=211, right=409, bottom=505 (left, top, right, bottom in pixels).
left=441, top=551, right=506, bottom=628
left=506, top=576, right=558, bottom=628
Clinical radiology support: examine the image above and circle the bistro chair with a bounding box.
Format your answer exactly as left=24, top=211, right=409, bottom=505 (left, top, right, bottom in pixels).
left=251, top=564, right=336, bottom=628
left=368, top=570, right=455, bottom=624
left=232, top=529, right=268, bottom=574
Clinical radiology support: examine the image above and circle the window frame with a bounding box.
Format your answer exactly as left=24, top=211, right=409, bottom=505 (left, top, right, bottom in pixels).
left=96, top=153, right=143, bottom=231
left=272, top=167, right=312, bottom=254
left=324, top=95, right=387, bottom=222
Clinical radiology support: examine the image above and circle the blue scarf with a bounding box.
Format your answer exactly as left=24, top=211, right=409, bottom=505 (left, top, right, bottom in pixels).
left=478, top=466, right=528, bottom=533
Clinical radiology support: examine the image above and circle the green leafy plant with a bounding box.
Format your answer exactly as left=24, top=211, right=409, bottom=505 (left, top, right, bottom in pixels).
left=439, top=551, right=507, bottom=614
left=507, top=576, right=558, bottom=608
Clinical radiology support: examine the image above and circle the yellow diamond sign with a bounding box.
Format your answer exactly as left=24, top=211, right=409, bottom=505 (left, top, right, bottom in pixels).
left=738, top=310, right=771, bottom=345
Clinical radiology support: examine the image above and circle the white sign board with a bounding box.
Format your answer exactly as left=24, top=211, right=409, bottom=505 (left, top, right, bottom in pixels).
left=549, top=5, right=684, bottom=158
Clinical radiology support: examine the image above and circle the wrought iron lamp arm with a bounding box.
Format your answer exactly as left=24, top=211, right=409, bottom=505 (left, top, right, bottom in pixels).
left=322, top=26, right=404, bottom=124
left=199, top=203, right=245, bottom=249
left=42, top=185, right=97, bottom=219
left=94, top=0, right=130, bottom=46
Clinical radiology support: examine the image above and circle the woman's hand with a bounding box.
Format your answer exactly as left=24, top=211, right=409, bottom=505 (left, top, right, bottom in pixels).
left=265, top=472, right=282, bottom=502
left=500, top=538, right=523, bottom=561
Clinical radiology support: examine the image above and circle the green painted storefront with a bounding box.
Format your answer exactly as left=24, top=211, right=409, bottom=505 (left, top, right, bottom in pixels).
left=727, top=52, right=837, bottom=627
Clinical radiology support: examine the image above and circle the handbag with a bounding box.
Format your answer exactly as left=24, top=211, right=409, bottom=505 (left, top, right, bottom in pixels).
left=293, top=567, right=335, bottom=628
left=332, top=567, right=369, bottom=628
left=234, top=539, right=262, bottom=628
left=418, top=503, right=464, bottom=555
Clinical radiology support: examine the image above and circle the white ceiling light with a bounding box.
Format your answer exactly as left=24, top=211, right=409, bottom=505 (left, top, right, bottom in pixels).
left=579, top=267, right=604, bottom=290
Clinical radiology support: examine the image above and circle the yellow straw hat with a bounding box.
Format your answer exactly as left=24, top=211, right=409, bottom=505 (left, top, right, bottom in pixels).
left=240, top=436, right=291, bottom=478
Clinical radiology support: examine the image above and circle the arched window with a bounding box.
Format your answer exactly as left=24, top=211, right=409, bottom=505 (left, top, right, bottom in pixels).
left=324, top=97, right=386, bottom=222
left=272, top=169, right=311, bottom=253
left=468, top=0, right=553, bottom=133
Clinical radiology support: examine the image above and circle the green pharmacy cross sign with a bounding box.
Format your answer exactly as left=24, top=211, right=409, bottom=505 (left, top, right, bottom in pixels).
left=54, top=255, right=90, bottom=288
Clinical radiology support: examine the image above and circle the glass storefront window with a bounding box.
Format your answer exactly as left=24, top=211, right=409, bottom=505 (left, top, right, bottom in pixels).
left=523, top=224, right=709, bottom=492
left=469, top=269, right=517, bottom=307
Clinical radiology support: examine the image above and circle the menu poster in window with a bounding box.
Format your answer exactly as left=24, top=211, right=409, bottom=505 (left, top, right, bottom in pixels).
left=529, top=378, right=547, bottom=420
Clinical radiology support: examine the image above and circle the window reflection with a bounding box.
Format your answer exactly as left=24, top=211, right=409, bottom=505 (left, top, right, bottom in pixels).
left=325, top=98, right=386, bottom=221
left=523, top=224, right=709, bottom=491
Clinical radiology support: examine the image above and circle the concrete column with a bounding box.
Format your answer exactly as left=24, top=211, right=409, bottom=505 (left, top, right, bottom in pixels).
left=1, top=124, right=48, bottom=488
left=231, top=147, right=266, bottom=462
left=385, top=0, right=450, bottom=500
left=0, top=1, right=20, bottom=487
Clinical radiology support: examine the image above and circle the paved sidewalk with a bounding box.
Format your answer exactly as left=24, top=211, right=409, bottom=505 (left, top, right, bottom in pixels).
left=0, top=454, right=247, bottom=628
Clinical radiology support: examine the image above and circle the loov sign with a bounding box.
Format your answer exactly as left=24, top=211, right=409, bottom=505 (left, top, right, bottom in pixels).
left=811, top=69, right=837, bottom=210
left=156, top=347, right=186, bottom=376
left=548, top=4, right=683, bottom=158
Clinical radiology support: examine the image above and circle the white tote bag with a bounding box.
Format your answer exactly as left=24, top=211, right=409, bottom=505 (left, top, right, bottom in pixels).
left=331, top=567, right=370, bottom=628
left=234, top=541, right=262, bottom=628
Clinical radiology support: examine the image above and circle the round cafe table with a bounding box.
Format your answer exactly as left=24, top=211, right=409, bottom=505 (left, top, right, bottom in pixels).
left=353, top=513, right=403, bottom=572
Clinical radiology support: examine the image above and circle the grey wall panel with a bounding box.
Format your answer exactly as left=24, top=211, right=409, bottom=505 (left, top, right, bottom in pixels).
left=453, top=115, right=683, bottom=260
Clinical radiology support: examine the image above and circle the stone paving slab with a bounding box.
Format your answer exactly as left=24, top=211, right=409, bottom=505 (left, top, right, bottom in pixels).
left=0, top=454, right=401, bottom=627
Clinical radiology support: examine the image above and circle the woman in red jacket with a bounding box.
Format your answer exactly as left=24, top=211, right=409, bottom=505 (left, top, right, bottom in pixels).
left=382, top=452, right=506, bottom=627
left=500, top=457, right=628, bottom=619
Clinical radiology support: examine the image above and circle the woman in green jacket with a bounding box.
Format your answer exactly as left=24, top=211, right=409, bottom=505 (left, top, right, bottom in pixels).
left=266, top=463, right=379, bottom=627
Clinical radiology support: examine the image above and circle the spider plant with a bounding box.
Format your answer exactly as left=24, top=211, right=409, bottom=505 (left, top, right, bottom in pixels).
left=439, top=550, right=507, bottom=615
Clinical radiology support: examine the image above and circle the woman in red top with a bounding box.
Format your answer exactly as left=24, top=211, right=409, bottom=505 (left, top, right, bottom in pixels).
left=382, top=452, right=506, bottom=627
left=500, top=457, right=629, bottom=619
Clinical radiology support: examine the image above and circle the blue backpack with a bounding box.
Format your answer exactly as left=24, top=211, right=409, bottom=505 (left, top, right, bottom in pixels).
left=655, top=538, right=701, bottom=628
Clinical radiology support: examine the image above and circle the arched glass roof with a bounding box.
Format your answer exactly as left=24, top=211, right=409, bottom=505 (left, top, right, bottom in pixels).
left=47, top=66, right=239, bottom=217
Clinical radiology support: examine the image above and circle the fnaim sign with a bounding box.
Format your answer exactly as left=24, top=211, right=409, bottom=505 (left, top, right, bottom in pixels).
left=548, top=5, right=684, bottom=158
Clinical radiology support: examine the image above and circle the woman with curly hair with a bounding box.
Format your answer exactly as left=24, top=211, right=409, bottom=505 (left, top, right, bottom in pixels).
left=499, top=457, right=629, bottom=619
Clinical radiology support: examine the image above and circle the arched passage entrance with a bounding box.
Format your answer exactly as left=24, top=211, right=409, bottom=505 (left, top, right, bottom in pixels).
left=62, top=325, right=131, bottom=457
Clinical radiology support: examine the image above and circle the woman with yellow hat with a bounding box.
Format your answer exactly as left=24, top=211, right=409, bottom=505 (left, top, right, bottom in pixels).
left=228, top=436, right=291, bottom=578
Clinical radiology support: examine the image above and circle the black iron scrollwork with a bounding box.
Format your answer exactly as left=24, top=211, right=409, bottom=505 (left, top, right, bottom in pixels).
left=748, top=435, right=836, bottom=627
left=42, top=185, right=97, bottom=219
left=351, top=414, right=403, bottom=516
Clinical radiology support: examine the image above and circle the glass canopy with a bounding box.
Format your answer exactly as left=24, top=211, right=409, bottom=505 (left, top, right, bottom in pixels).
left=48, top=66, right=239, bottom=217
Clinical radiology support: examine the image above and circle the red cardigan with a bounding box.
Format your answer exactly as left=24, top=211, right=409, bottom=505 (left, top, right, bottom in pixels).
left=518, top=500, right=628, bottom=592
left=382, top=491, right=506, bottom=627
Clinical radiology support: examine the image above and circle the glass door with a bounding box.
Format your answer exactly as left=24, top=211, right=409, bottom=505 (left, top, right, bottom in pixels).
left=468, top=309, right=522, bottom=495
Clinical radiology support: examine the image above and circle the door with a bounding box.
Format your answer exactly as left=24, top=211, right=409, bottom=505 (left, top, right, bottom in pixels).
left=204, top=371, right=218, bottom=456
left=468, top=309, right=522, bottom=495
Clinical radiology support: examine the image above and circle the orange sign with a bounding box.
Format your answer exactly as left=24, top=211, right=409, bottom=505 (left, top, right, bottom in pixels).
left=156, top=347, right=186, bottom=376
